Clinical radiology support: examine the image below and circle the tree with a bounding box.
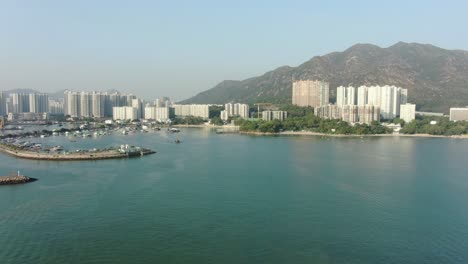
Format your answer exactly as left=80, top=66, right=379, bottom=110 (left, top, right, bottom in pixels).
left=209, top=105, right=224, bottom=118
left=210, top=116, right=223, bottom=126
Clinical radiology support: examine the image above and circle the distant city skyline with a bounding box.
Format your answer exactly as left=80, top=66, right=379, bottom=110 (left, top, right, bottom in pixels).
left=1, top=1, right=468, bottom=101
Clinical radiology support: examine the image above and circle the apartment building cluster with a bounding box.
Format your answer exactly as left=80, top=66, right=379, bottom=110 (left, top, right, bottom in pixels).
left=64, top=91, right=140, bottom=118
left=0, top=92, right=49, bottom=116
left=316, top=104, right=381, bottom=124
left=293, top=81, right=416, bottom=124
left=172, top=104, right=210, bottom=119
left=220, top=103, right=250, bottom=120
left=318, top=85, right=413, bottom=124
left=144, top=106, right=170, bottom=122
left=262, top=111, right=288, bottom=121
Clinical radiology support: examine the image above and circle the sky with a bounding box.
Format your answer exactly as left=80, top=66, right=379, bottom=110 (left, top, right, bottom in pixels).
left=1, top=0, right=468, bottom=101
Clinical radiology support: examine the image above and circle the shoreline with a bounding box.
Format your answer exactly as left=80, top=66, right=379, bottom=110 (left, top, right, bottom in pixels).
left=0, top=144, right=156, bottom=161
left=171, top=124, right=226, bottom=128
left=239, top=130, right=468, bottom=139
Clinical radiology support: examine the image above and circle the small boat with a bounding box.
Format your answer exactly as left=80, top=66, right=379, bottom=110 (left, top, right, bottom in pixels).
left=168, top=128, right=180, bottom=133
left=175, top=139, right=181, bottom=144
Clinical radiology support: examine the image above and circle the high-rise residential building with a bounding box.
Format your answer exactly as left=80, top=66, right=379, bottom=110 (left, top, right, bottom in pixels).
left=358, top=85, right=408, bottom=119
left=368, top=85, right=408, bottom=119
left=4, top=97, right=13, bottom=115
left=48, top=99, right=64, bottom=114
left=336, top=86, right=346, bottom=106
left=292, top=80, right=329, bottom=108
left=357, top=86, right=368, bottom=106
left=346, top=87, right=356, bottom=105
left=400, top=89, right=408, bottom=104
left=153, top=97, right=171, bottom=108
left=64, top=90, right=139, bottom=118
left=358, top=105, right=381, bottom=124
left=336, top=86, right=356, bottom=106
left=64, top=91, right=80, bottom=117
left=113, top=106, right=137, bottom=121
left=172, top=104, right=210, bottom=119
left=28, top=93, right=49, bottom=113
left=400, top=104, right=416, bottom=123
left=91, top=92, right=105, bottom=118
left=316, top=104, right=379, bottom=124
left=316, top=104, right=342, bottom=120
left=79, top=91, right=91, bottom=118
left=144, top=106, right=170, bottom=121
left=125, top=94, right=136, bottom=106
left=107, top=92, right=123, bottom=117
left=262, top=111, right=288, bottom=121
left=11, top=93, right=30, bottom=113
left=341, top=105, right=359, bottom=123
left=223, top=103, right=249, bottom=119
left=131, top=98, right=143, bottom=119
left=220, top=110, right=229, bottom=121
left=449, top=107, right=468, bottom=121
left=0, top=91, right=5, bottom=116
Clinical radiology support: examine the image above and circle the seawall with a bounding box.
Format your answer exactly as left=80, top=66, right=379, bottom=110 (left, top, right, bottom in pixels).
left=0, top=144, right=156, bottom=161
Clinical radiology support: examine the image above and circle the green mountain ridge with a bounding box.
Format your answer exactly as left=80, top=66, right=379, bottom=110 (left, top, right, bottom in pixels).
left=181, top=42, right=468, bottom=113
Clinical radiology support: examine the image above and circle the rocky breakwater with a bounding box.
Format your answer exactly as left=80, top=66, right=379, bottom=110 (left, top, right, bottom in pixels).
left=0, top=175, right=37, bottom=185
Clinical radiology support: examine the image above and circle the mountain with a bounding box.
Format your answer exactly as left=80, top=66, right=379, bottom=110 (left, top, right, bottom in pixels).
left=181, top=42, right=468, bottom=113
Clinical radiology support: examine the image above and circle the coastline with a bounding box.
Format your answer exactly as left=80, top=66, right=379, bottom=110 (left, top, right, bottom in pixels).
left=171, top=124, right=225, bottom=128
left=239, top=130, right=468, bottom=139
left=0, top=144, right=155, bottom=161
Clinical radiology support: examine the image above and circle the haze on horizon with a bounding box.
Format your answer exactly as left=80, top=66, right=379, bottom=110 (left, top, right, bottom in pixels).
left=1, top=0, right=467, bottom=101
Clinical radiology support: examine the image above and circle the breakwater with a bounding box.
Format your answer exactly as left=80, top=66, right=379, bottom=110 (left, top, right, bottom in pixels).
left=0, top=144, right=156, bottom=161
left=0, top=175, right=37, bottom=185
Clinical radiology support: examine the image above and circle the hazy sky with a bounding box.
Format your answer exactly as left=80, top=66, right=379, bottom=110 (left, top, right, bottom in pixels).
left=1, top=0, right=468, bottom=101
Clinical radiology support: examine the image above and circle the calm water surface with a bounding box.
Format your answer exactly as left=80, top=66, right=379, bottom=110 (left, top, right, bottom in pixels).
left=1, top=128, right=467, bottom=264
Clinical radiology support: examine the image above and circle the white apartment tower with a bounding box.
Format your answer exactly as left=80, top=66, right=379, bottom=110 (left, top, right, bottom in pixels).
left=357, top=86, right=368, bottom=106
left=113, top=106, right=137, bottom=121
left=0, top=91, right=4, bottom=116
left=224, top=103, right=249, bottom=119
left=173, top=104, right=210, bottom=119
left=91, top=92, right=105, bottom=118
left=400, top=103, right=416, bottom=123
left=80, top=92, right=91, bottom=118
left=28, top=93, right=49, bottom=113
left=144, top=106, right=169, bottom=121
left=337, top=86, right=356, bottom=106
left=262, top=111, right=288, bottom=121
